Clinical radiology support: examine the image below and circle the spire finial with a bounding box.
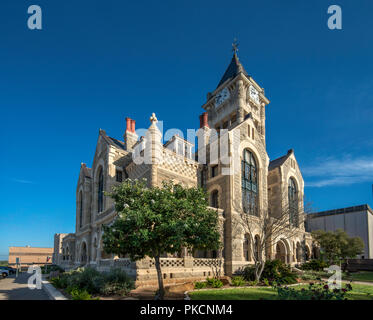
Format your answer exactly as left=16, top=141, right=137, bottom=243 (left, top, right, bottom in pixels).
left=150, top=113, right=158, bottom=123
left=232, top=38, right=239, bottom=55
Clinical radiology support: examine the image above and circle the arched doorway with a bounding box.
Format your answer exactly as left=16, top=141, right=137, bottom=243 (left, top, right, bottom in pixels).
left=275, top=241, right=287, bottom=263
left=305, top=246, right=311, bottom=261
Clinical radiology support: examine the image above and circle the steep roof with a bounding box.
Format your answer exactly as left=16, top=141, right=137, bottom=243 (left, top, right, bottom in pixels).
left=99, top=129, right=126, bottom=150
left=268, top=149, right=294, bottom=171
left=217, top=53, right=249, bottom=88
left=81, top=163, right=92, bottom=178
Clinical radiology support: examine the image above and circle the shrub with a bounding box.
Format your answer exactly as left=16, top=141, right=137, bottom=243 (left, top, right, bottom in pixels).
left=68, top=287, right=98, bottom=300
left=194, top=281, right=207, bottom=289
left=231, top=276, right=246, bottom=287
left=247, top=280, right=258, bottom=286
left=206, top=277, right=223, bottom=288
left=275, top=281, right=352, bottom=300
left=262, top=278, right=270, bottom=286
left=50, top=267, right=134, bottom=297
left=300, top=260, right=328, bottom=271
left=242, top=260, right=298, bottom=285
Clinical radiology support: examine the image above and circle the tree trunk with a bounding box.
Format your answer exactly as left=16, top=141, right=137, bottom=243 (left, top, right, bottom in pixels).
left=154, top=255, right=165, bottom=300
left=255, top=261, right=265, bottom=282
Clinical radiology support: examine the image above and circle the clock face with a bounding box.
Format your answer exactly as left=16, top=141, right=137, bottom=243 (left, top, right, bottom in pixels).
left=249, top=85, right=260, bottom=105
left=215, top=87, right=230, bottom=107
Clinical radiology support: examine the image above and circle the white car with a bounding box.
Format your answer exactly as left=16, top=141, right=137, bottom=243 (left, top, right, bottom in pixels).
left=0, top=267, right=9, bottom=278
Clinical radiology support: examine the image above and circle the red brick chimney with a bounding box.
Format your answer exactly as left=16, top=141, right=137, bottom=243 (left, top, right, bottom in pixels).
left=124, top=117, right=138, bottom=151
left=126, top=117, right=133, bottom=132
left=199, top=112, right=209, bottom=128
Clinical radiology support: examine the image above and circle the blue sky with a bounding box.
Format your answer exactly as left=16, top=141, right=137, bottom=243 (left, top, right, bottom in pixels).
left=1, top=0, right=372, bottom=260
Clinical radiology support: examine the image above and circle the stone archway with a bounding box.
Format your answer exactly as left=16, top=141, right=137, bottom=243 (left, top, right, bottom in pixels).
left=275, top=241, right=287, bottom=263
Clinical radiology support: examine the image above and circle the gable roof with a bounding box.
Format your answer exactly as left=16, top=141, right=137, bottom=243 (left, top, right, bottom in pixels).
left=217, top=53, right=249, bottom=88
left=268, top=149, right=294, bottom=171
left=99, top=129, right=126, bottom=150
left=81, top=163, right=92, bottom=178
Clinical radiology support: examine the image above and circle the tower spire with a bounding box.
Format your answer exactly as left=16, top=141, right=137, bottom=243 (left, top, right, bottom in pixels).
left=232, top=38, right=239, bottom=55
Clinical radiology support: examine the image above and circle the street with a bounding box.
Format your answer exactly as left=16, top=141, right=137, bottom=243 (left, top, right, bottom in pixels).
left=0, top=272, right=50, bottom=300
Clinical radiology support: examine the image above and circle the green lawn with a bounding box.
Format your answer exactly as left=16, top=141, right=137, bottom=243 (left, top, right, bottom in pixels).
left=344, top=271, right=373, bottom=283
left=189, top=284, right=373, bottom=300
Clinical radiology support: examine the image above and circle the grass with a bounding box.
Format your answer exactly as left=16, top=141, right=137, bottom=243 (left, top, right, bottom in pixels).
left=344, top=271, right=373, bottom=283
left=189, top=283, right=373, bottom=300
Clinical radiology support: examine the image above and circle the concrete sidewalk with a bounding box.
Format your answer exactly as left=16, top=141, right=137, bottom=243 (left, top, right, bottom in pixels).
left=0, top=273, right=50, bottom=300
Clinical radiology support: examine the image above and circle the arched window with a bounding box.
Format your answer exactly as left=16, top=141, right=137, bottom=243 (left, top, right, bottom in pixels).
left=98, top=168, right=104, bottom=213
left=211, top=190, right=219, bottom=208
left=243, top=234, right=251, bottom=261
left=242, top=149, right=258, bottom=215
left=79, top=191, right=83, bottom=228
left=288, top=178, right=298, bottom=226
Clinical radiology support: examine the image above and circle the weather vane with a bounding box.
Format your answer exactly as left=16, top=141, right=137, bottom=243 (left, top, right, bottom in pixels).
left=232, top=38, right=239, bottom=54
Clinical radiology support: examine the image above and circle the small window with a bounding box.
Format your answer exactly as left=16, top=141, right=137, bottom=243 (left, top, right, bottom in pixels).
left=211, top=165, right=218, bottom=178
left=252, top=128, right=255, bottom=139
left=248, top=125, right=251, bottom=137
left=211, top=190, right=219, bottom=208
left=116, top=170, right=123, bottom=182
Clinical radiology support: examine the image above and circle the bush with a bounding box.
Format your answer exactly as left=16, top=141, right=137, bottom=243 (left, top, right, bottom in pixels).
left=50, top=267, right=134, bottom=297
left=242, top=260, right=298, bottom=285
left=231, top=276, right=246, bottom=287
left=300, top=260, right=328, bottom=271
left=67, top=286, right=98, bottom=300
left=247, top=280, right=258, bottom=286
left=262, top=278, right=270, bottom=286
left=275, top=281, right=352, bottom=300
left=194, top=281, right=207, bottom=289
left=206, top=277, right=224, bottom=288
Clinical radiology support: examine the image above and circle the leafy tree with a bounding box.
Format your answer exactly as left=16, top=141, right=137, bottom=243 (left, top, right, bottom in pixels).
left=102, top=179, right=221, bottom=299
left=311, top=229, right=364, bottom=266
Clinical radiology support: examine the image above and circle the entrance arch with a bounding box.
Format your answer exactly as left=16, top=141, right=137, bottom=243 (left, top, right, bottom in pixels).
left=275, top=241, right=287, bottom=263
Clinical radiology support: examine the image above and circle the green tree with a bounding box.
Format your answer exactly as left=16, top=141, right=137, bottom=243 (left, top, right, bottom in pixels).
left=102, top=179, right=221, bottom=300
left=312, top=229, right=364, bottom=266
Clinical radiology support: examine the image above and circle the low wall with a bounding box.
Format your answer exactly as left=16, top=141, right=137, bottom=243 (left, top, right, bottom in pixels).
left=59, top=257, right=225, bottom=287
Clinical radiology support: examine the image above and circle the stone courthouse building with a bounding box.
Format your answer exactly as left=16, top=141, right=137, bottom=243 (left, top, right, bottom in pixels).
left=56, top=49, right=314, bottom=284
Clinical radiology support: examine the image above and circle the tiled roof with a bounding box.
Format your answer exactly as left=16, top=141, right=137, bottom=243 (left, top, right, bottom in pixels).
left=268, top=154, right=289, bottom=170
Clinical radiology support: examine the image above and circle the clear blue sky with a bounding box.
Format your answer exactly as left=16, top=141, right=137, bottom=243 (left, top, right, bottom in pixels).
left=1, top=0, right=372, bottom=260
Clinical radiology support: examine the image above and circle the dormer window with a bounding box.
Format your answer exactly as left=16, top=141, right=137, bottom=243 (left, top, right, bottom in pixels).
left=164, top=135, right=193, bottom=159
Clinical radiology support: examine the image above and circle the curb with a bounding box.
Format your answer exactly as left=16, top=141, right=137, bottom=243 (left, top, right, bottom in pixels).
left=42, top=279, right=68, bottom=300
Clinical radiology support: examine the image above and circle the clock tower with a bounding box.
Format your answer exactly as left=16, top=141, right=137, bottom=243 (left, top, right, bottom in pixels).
left=201, top=47, right=270, bottom=141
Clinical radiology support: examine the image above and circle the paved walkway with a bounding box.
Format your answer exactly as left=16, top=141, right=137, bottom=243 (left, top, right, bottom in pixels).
left=0, top=272, right=50, bottom=300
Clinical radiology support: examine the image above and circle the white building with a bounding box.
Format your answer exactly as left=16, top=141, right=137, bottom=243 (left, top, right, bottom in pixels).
left=306, top=204, right=373, bottom=259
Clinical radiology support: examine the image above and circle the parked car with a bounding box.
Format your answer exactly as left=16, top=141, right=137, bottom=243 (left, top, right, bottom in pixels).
left=0, top=267, right=9, bottom=278
left=1, top=267, right=16, bottom=274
